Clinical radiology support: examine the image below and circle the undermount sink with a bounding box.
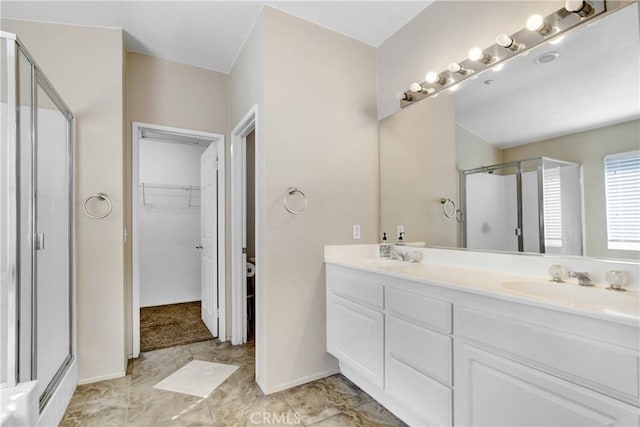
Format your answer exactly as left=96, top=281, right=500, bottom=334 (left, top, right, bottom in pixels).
left=501, top=281, right=639, bottom=313
left=364, top=258, right=413, bottom=268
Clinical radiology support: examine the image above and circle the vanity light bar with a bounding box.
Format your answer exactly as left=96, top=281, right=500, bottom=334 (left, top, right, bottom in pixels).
left=400, top=0, right=609, bottom=109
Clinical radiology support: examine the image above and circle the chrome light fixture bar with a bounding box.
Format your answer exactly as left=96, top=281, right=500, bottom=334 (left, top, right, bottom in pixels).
left=399, top=0, right=614, bottom=108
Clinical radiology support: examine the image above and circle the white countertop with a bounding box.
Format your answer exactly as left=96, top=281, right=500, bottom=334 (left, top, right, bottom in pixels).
left=325, top=253, right=640, bottom=327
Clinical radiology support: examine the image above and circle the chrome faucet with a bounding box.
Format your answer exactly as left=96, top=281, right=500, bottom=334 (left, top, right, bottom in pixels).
left=568, top=271, right=595, bottom=286
left=391, top=249, right=423, bottom=263
left=391, top=250, right=409, bottom=261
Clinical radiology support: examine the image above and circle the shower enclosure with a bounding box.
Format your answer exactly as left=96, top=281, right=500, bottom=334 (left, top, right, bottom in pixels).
left=461, top=157, right=583, bottom=256
left=1, top=32, right=75, bottom=424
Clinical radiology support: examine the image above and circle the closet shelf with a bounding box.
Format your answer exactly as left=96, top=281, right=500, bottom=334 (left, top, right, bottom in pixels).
left=140, top=182, right=201, bottom=208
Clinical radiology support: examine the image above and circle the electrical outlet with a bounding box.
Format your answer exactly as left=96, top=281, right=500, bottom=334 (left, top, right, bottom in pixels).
left=353, top=225, right=361, bottom=240
left=397, top=225, right=404, bottom=240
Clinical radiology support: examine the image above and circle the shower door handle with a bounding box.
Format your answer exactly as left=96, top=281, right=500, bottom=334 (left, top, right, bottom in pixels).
left=35, top=233, right=45, bottom=251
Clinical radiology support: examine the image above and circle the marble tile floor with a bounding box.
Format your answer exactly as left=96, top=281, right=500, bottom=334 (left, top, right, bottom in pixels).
left=60, top=339, right=406, bottom=427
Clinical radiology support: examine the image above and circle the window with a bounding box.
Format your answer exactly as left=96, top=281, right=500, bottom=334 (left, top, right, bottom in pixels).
left=543, top=166, right=562, bottom=248
left=604, top=151, right=640, bottom=251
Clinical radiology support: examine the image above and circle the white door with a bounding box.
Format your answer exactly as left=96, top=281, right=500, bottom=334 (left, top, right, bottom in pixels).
left=200, top=144, right=218, bottom=337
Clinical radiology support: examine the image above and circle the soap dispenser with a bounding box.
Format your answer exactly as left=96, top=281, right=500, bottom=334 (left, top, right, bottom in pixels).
left=380, top=233, right=391, bottom=258
left=396, top=232, right=405, bottom=246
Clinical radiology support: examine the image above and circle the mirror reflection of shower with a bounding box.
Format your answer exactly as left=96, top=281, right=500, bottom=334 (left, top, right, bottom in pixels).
left=461, top=157, right=583, bottom=255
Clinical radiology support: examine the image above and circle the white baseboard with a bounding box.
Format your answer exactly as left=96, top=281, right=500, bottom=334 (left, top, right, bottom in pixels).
left=260, top=368, right=340, bottom=395
left=77, top=371, right=125, bottom=385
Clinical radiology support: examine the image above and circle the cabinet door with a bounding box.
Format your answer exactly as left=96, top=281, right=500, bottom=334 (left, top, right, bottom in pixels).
left=328, top=295, right=384, bottom=388
left=454, top=342, right=639, bottom=427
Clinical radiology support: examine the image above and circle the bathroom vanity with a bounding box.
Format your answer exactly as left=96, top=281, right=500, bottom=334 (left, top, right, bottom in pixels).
left=325, top=246, right=640, bottom=427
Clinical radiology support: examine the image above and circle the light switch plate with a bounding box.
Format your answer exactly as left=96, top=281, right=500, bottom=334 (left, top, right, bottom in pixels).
left=353, top=225, right=361, bottom=240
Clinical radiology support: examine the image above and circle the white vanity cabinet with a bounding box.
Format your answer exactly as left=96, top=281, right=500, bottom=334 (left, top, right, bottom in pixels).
left=454, top=303, right=640, bottom=427
left=325, top=262, right=640, bottom=427
left=385, top=286, right=453, bottom=427
left=326, top=265, right=385, bottom=388
left=326, top=265, right=455, bottom=426
left=454, top=342, right=639, bottom=427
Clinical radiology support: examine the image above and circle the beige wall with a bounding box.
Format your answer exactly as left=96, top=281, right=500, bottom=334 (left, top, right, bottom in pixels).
left=456, top=125, right=503, bottom=172
left=504, top=119, right=640, bottom=260
left=260, top=6, right=379, bottom=392
left=376, top=1, right=561, bottom=119
left=124, top=52, right=228, bottom=350
left=1, top=19, right=126, bottom=382
left=380, top=94, right=457, bottom=246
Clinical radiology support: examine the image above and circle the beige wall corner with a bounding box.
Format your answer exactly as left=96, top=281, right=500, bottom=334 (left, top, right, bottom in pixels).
left=228, top=10, right=265, bottom=383
left=1, top=18, right=127, bottom=382
left=124, top=52, right=228, bottom=352
left=261, top=6, right=379, bottom=393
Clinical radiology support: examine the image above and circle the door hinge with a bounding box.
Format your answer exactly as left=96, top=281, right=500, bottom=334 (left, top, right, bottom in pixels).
left=215, top=308, right=220, bottom=318
left=242, top=247, right=247, bottom=254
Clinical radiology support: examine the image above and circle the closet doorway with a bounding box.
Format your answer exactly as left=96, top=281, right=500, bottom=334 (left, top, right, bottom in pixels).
left=131, top=122, right=225, bottom=357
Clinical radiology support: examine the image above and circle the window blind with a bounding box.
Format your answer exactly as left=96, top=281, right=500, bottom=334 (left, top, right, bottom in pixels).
left=543, top=166, right=563, bottom=248
left=604, top=151, right=640, bottom=251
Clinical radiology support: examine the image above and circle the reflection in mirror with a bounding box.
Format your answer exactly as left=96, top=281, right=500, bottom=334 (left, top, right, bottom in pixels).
left=379, top=3, right=640, bottom=261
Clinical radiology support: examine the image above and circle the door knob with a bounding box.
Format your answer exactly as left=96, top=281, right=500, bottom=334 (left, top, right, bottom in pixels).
left=195, top=245, right=203, bottom=249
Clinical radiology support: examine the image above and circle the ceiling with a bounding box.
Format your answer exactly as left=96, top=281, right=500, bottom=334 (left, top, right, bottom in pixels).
left=1, top=1, right=431, bottom=73
left=455, top=4, right=640, bottom=148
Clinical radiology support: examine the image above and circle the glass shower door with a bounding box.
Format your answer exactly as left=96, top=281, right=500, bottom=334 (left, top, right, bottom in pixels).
left=464, top=164, right=521, bottom=252
left=34, top=75, right=73, bottom=406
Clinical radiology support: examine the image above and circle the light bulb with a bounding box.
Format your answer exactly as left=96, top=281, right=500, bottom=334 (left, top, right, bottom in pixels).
left=526, top=14, right=553, bottom=35
left=496, top=33, right=521, bottom=51
left=565, top=0, right=593, bottom=16
left=395, top=91, right=412, bottom=102
left=409, top=82, right=435, bottom=95
left=448, top=62, right=464, bottom=74
left=526, top=14, right=544, bottom=31
left=425, top=71, right=442, bottom=84
left=468, top=47, right=492, bottom=63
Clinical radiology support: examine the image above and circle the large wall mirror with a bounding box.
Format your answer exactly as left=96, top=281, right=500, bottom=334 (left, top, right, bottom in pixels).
left=380, top=2, right=639, bottom=261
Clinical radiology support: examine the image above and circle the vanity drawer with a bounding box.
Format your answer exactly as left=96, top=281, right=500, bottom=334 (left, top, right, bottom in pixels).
left=326, top=265, right=384, bottom=309
left=455, top=306, right=640, bottom=405
left=386, top=286, right=452, bottom=333
left=386, top=355, right=452, bottom=427
left=387, top=315, right=452, bottom=385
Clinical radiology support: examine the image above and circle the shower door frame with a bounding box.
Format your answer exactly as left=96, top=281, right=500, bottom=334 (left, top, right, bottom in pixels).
left=32, top=66, right=75, bottom=412
left=2, top=32, right=76, bottom=412
left=460, top=159, right=545, bottom=254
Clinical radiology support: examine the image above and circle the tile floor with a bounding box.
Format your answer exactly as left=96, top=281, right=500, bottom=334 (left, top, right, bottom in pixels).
left=60, top=339, right=406, bottom=426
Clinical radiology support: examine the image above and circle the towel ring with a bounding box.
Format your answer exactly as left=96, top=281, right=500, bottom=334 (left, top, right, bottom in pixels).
left=83, top=193, right=113, bottom=219
left=283, top=187, right=307, bottom=215
left=440, top=197, right=456, bottom=219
